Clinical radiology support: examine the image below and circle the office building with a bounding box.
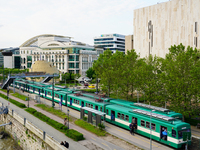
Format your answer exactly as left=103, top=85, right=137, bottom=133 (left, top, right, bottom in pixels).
left=125, top=35, right=134, bottom=54
left=94, top=34, right=125, bottom=53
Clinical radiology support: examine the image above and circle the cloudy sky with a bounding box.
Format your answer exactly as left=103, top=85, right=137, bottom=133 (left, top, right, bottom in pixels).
left=0, top=0, right=168, bottom=48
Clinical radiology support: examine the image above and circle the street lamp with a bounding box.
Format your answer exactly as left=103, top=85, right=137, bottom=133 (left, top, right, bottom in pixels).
left=67, top=109, right=70, bottom=129
left=7, top=86, right=9, bottom=100
left=150, top=110, right=155, bottom=150
left=52, top=74, right=55, bottom=108
left=27, top=94, right=29, bottom=108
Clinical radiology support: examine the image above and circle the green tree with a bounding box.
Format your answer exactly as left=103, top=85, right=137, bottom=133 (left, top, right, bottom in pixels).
left=162, top=44, right=200, bottom=121
left=93, top=49, right=113, bottom=96
left=86, top=67, right=95, bottom=79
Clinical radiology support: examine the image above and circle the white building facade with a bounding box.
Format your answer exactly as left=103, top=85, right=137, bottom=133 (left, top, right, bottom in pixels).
left=18, top=34, right=103, bottom=76
left=94, top=34, right=125, bottom=53
left=133, top=0, right=200, bottom=58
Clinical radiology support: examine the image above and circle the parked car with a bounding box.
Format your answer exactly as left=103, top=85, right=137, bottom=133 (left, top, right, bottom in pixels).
left=88, top=84, right=95, bottom=88
left=84, top=83, right=89, bottom=86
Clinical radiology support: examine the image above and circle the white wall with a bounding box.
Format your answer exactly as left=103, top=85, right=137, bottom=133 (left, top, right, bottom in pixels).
left=133, top=0, right=200, bottom=58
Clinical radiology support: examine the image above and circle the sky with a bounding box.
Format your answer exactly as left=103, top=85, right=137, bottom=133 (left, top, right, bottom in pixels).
left=0, top=0, right=169, bottom=48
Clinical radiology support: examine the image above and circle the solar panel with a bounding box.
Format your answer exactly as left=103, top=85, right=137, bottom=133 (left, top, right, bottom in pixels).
left=134, top=103, right=170, bottom=112
left=133, top=109, right=175, bottom=121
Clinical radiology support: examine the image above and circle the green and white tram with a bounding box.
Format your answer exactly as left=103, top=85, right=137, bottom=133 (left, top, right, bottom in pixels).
left=105, top=104, right=191, bottom=149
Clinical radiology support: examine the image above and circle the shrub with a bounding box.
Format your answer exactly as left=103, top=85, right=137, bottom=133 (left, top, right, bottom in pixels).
left=185, top=117, right=200, bottom=126
left=25, top=108, right=37, bottom=114
left=98, top=123, right=105, bottom=131
left=0, top=93, right=26, bottom=108
left=65, top=129, right=84, bottom=141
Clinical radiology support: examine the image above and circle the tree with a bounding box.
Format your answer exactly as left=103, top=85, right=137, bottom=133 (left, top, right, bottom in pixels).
left=86, top=67, right=95, bottom=79
left=162, top=44, right=200, bottom=121
left=93, top=49, right=113, bottom=96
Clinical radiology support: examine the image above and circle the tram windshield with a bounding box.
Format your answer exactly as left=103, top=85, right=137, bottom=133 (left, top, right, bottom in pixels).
left=178, top=129, right=191, bottom=139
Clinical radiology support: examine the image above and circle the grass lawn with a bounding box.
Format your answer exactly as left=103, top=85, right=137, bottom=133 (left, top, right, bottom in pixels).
left=74, top=119, right=107, bottom=136
left=11, top=92, right=28, bottom=101
left=0, top=89, right=14, bottom=94
left=35, top=104, right=73, bottom=121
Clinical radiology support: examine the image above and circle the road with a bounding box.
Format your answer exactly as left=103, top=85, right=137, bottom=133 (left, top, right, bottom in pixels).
left=3, top=87, right=200, bottom=150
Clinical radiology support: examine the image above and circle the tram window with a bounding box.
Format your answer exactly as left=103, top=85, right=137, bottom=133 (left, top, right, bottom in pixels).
left=86, top=103, right=88, bottom=107
left=91, top=104, right=93, bottom=108
left=121, top=114, right=124, bottom=120
left=74, top=99, right=75, bottom=103
left=125, top=115, right=129, bottom=121
left=178, top=129, right=190, bottom=139
left=88, top=104, right=91, bottom=107
left=48, top=92, right=51, bottom=95
left=78, top=101, right=80, bottom=104
left=100, top=107, right=102, bottom=112
left=141, top=120, right=145, bottom=127
left=172, top=129, right=176, bottom=138
left=55, top=94, right=59, bottom=98
left=106, top=109, right=109, bottom=115
left=117, top=113, right=121, bottom=119
left=151, top=123, right=156, bottom=130
left=146, top=122, right=150, bottom=128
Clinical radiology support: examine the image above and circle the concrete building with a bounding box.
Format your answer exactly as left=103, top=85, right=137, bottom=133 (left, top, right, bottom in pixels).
left=125, top=35, right=134, bottom=54
left=133, top=0, right=200, bottom=58
left=0, top=47, right=20, bottom=68
left=18, top=34, right=103, bottom=76
left=94, top=34, right=125, bottom=53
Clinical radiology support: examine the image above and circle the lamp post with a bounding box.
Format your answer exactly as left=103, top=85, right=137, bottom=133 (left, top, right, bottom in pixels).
left=52, top=74, right=55, bottom=108
left=67, top=109, right=70, bottom=129
left=150, top=110, right=155, bottom=150
left=7, top=86, right=9, bottom=100
left=27, top=94, right=29, bottom=108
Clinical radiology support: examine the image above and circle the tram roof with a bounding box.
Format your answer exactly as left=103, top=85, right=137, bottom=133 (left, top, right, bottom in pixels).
left=134, top=103, right=170, bottom=112
left=68, top=94, right=109, bottom=105
left=81, top=107, right=106, bottom=116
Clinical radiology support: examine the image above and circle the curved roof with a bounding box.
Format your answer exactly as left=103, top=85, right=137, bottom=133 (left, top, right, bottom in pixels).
left=20, top=34, right=72, bottom=47
left=30, top=60, right=59, bottom=74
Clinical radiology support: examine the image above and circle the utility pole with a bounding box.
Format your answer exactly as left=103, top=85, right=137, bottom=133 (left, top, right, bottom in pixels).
left=52, top=74, right=55, bottom=108
left=96, top=74, right=98, bottom=93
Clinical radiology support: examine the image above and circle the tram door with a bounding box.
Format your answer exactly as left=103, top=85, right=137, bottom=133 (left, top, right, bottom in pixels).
left=70, top=98, right=73, bottom=106
left=39, top=89, right=40, bottom=95
left=45, top=91, right=47, bottom=97
left=160, top=126, right=168, bottom=141
left=132, top=117, right=138, bottom=129
left=61, top=95, right=63, bottom=105
left=95, top=106, right=98, bottom=110
left=111, top=110, right=115, bottom=121
left=81, top=101, right=84, bottom=107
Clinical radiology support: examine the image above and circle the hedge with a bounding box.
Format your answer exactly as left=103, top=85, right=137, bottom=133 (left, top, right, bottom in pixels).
left=25, top=107, right=83, bottom=141
left=185, top=117, right=200, bottom=126
left=0, top=93, right=26, bottom=108
left=80, top=89, right=99, bottom=93
left=65, top=129, right=84, bottom=141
